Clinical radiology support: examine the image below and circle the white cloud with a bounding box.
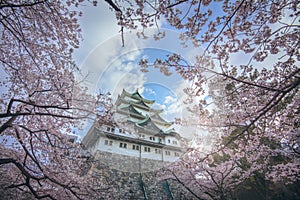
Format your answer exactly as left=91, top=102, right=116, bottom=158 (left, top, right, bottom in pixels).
left=76, top=30, right=147, bottom=96
left=113, top=72, right=147, bottom=98
left=166, top=101, right=181, bottom=114
left=144, top=87, right=156, bottom=95
left=153, top=103, right=166, bottom=110
left=141, top=54, right=149, bottom=60
left=164, top=95, right=177, bottom=104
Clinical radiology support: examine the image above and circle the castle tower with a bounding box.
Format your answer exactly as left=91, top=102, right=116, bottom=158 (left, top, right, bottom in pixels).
left=82, top=89, right=183, bottom=167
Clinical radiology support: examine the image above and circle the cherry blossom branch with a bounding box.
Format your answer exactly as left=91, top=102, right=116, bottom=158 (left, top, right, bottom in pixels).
left=1, top=157, right=86, bottom=199
left=148, top=60, right=285, bottom=93
left=0, top=114, right=18, bottom=135
left=15, top=128, right=44, bottom=173
left=17, top=125, right=71, bottom=149
left=220, top=73, right=283, bottom=92
left=6, top=98, right=70, bottom=114
left=202, top=0, right=246, bottom=56
left=104, top=0, right=124, bottom=46
left=166, top=168, right=204, bottom=200
left=0, top=0, right=48, bottom=9
left=0, top=158, right=56, bottom=199
left=224, top=76, right=300, bottom=146
left=0, top=111, right=75, bottom=119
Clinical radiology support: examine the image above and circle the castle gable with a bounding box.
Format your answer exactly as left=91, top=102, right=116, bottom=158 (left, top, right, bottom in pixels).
left=136, top=117, right=162, bottom=133
left=150, top=113, right=172, bottom=127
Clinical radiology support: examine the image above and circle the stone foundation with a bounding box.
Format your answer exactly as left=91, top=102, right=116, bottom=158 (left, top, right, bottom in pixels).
left=91, top=151, right=196, bottom=200
left=94, top=151, right=167, bottom=173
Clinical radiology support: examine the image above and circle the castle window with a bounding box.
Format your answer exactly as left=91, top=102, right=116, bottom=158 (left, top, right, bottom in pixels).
left=172, top=140, right=178, bottom=145
left=150, top=136, right=155, bottom=141
left=155, top=149, right=161, bottom=154
left=104, top=140, right=113, bottom=146
left=119, top=142, right=127, bottom=148
left=106, top=126, right=115, bottom=133
left=168, top=139, right=171, bottom=143
left=174, top=152, right=180, bottom=157
left=119, top=128, right=126, bottom=133
left=68, top=138, right=75, bottom=143
left=144, top=147, right=151, bottom=152
left=132, top=145, right=140, bottom=151
left=165, top=151, right=171, bottom=156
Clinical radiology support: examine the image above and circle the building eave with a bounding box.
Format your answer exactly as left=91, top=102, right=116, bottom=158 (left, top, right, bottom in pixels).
left=122, top=89, right=155, bottom=105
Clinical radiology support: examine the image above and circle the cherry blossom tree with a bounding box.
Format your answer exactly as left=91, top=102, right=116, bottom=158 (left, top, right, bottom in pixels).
left=0, top=1, right=115, bottom=199
left=108, top=0, right=300, bottom=199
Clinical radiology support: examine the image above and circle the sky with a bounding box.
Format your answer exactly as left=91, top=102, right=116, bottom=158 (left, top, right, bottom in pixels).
left=0, top=1, right=296, bottom=154
left=73, top=2, right=207, bottom=139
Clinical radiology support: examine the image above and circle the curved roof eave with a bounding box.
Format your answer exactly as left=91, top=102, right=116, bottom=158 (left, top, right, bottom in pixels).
left=122, top=89, right=155, bottom=104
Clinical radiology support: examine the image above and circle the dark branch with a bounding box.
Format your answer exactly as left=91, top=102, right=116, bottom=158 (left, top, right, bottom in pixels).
left=0, top=0, right=48, bottom=9
left=104, top=0, right=121, bottom=12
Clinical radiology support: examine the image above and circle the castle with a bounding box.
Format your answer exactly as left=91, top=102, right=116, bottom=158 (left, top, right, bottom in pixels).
left=82, top=89, right=193, bottom=199
left=82, top=89, right=183, bottom=170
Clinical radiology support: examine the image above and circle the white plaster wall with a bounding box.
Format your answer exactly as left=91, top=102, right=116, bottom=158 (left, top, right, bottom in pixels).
left=96, top=136, right=164, bottom=161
